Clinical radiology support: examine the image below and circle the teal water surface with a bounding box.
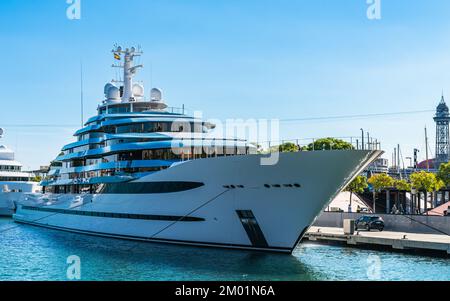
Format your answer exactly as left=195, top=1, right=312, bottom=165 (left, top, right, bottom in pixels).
left=0, top=218, right=449, bottom=281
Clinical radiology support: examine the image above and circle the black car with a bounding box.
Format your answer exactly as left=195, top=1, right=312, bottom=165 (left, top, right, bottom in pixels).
left=355, top=215, right=384, bottom=231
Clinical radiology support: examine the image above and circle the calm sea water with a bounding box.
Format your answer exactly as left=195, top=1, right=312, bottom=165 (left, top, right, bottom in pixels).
left=0, top=217, right=449, bottom=281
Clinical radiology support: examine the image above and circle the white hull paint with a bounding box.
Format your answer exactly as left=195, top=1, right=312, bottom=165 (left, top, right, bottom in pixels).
left=0, top=182, right=40, bottom=216
left=0, top=196, right=14, bottom=216
left=14, top=151, right=381, bottom=253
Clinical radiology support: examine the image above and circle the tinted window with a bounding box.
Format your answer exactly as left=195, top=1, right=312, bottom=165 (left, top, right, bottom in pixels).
left=98, top=181, right=204, bottom=194
left=22, top=206, right=204, bottom=222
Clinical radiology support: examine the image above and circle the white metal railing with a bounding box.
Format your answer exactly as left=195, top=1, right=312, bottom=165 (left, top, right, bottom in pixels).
left=258, top=136, right=381, bottom=153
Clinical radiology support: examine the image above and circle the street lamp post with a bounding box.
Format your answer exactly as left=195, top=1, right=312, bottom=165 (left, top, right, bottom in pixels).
left=360, top=128, right=364, bottom=150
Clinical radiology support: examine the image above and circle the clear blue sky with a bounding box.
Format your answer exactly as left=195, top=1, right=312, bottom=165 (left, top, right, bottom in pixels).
left=1, top=0, right=450, bottom=169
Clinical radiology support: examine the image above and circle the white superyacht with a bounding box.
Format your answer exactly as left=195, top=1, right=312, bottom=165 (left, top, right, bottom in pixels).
left=14, top=46, right=381, bottom=253
left=0, top=129, right=41, bottom=216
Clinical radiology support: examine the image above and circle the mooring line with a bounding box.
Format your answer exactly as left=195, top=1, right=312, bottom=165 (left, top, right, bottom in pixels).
left=400, top=214, right=450, bottom=237
left=125, top=188, right=231, bottom=251
left=151, top=189, right=231, bottom=238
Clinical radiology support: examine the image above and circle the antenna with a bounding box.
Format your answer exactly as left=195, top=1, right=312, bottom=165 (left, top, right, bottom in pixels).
left=150, top=61, right=153, bottom=90
left=397, top=144, right=403, bottom=179
left=80, top=61, right=84, bottom=127
left=111, top=45, right=143, bottom=102
left=425, top=126, right=429, bottom=171
left=15, top=133, right=18, bottom=161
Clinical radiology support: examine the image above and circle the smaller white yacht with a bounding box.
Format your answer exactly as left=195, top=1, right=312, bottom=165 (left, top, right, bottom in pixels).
left=0, top=129, right=41, bottom=216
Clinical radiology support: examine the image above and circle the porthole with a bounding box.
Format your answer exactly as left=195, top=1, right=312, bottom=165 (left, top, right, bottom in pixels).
left=230, top=185, right=236, bottom=189
left=273, top=184, right=281, bottom=188
left=264, top=184, right=271, bottom=188
left=294, top=183, right=301, bottom=188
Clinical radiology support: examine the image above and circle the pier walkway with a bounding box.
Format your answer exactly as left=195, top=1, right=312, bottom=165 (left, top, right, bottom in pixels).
left=306, top=227, right=450, bottom=255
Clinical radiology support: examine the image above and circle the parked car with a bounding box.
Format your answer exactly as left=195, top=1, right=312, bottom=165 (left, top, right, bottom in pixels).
left=355, top=215, right=384, bottom=231
left=359, top=207, right=370, bottom=213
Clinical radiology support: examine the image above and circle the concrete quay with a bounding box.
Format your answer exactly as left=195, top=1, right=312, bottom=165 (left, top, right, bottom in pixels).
left=314, top=212, right=450, bottom=235
left=306, top=226, right=450, bottom=256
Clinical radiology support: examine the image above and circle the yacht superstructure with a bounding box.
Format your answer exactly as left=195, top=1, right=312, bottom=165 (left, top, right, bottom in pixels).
left=0, top=129, right=40, bottom=216
left=14, top=46, right=382, bottom=253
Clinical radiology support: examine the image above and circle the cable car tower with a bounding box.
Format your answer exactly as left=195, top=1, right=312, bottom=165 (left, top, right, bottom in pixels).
left=434, top=94, right=450, bottom=168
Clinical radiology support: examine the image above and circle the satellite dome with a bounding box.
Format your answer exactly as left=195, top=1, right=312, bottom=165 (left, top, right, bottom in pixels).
left=151, top=88, right=163, bottom=102
left=132, top=84, right=144, bottom=98
left=0, top=145, right=14, bottom=161
left=104, top=83, right=115, bottom=96
left=148, top=88, right=168, bottom=110
left=106, top=85, right=120, bottom=102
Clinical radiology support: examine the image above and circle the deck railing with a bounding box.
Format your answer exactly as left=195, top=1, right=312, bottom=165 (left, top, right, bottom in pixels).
left=257, top=136, right=381, bottom=153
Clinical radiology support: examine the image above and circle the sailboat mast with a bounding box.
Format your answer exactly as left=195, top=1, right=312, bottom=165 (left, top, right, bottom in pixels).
left=425, top=126, right=429, bottom=171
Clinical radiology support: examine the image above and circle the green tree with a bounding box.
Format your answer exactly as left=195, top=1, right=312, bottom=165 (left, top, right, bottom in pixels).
left=434, top=179, right=445, bottom=193
left=31, top=176, right=42, bottom=183
left=345, top=175, right=368, bottom=209
left=410, top=171, right=442, bottom=213
left=368, top=173, right=394, bottom=213
left=410, top=171, right=437, bottom=193
left=303, top=138, right=354, bottom=151
left=394, top=179, right=411, bottom=192
left=393, top=179, right=411, bottom=213
left=277, top=142, right=299, bottom=153
left=437, top=162, right=450, bottom=188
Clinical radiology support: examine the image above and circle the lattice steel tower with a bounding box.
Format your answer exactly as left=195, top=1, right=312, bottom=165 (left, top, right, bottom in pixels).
left=434, top=94, right=450, bottom=168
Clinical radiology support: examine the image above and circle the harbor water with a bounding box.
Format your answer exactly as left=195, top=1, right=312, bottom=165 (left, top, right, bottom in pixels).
left=0, top=218, right=449, bottom=281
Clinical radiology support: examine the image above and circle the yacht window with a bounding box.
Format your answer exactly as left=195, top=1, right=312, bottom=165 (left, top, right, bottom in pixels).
left=98, top=181, right=204, bottom=194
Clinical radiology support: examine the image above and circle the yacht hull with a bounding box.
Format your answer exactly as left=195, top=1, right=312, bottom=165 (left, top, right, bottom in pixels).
left=0, top=194, right=15, bottom=216
left=14, top=151, right=381, bottom=253
left=0, top=182, right=41, bottom=216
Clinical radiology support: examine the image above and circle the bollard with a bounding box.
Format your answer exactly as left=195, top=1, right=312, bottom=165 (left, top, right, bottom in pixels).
left=343, top=219, right=355, bottom=235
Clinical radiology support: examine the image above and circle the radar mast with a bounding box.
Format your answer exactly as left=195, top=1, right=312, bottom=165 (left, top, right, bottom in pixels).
left=112, top=46, right=143, bottom=103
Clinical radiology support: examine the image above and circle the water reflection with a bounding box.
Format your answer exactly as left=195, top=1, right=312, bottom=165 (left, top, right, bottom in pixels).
left=1, top=218, right=449, bottom=281
left=0, top=218, right=320, bottom=280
